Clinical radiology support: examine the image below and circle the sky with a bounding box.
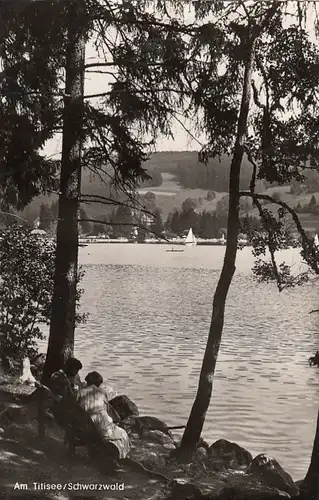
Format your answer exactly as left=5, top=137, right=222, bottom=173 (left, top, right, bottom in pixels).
left=44, top=0, right=318, bottom=159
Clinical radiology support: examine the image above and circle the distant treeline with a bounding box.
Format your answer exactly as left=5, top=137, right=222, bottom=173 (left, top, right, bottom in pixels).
left=32, top=194, right=260, bottom=241
left=165, top=208, right=259, bottom=239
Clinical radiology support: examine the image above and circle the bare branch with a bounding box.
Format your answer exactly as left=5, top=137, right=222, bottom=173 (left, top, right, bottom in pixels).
left=80, top=193, right=155, bottom=218
left=240, top=190, right=319, bottom=275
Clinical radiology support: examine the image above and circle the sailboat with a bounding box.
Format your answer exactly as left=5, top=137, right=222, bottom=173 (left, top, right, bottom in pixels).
left=314, top=234, right=319, bottom=248
left=184, top=228, right=197, bottom=246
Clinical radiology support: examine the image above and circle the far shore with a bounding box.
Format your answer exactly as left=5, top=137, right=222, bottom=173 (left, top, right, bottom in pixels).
left=78, top=238, right=249, bottom=246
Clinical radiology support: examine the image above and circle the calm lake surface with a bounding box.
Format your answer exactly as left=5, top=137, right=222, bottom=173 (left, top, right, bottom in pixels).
left=43, top=244, right=319, bottom=479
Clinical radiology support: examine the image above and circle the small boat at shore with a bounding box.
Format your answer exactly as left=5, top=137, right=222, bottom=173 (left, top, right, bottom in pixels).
left=314, top=234, right=319, bottom=248
left=166, top=247, right=184, bottom=252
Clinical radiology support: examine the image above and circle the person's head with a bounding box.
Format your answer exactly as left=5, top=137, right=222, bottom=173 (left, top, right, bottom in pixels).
left=64, top=357, right=82, bottom=377
left=85, top=371, right=103, bottom=387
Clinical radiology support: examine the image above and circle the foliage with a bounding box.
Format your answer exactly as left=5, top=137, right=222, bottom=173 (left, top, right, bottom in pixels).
left=0, top=0, right=68, bottom=210
left=79, top=207, right=92, bottom=235
left=109, top=205, right=134, bottom=238
left=39, top=203, right=54, bottom=231
left=216, top=195, right=229, bottom=216
left=182, top=197, right=198, bottom=212
left=164, top=207, right=259, bottom=239
left=206, top=191, right=216, bottom=201
left=141, top=168, right=163, bottom=188
left=142, top=192, right=157, bottom=211
left=309, top=194, right=317, bottom=207
left=150, top=209, right=164, bottom=237
left=0, top=224, right=86, bottom=362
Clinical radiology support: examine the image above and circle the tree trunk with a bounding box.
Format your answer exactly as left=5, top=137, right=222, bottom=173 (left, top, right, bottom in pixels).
left=42, top=2, right=85, bottom=382
left=178, top=41, right=255, bottom=457
left=301, top=410, right=319, bottom=499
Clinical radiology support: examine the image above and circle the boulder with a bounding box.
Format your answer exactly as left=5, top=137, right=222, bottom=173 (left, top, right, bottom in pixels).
left=143, top=429, right=173, bottom=446
left=207, top=439, right=253, bottom=471
left=141, top=450, right=166, bottom=471
left=167, top=478, right=205, bottom=500
left=109, top=395, right=139, bottom=420
left=197, top=437, right=210, bottom=450
left=196, top=446, right=209, bottom=461
left=211, top=484, right=291, bottom=499
left=247, top=454, right=298, bottom=497
left=0, top=402, right=37, bottom=426
left=200, top=471, right=294, bottom=500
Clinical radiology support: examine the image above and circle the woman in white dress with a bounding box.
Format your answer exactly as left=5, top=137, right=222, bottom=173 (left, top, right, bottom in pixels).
left=76, top=371, right=130, bottom=460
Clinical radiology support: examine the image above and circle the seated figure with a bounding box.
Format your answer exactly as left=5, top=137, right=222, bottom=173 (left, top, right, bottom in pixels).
left=48, top=357, right=83, bottom=430
left=76, top=371, right=130, bottom=460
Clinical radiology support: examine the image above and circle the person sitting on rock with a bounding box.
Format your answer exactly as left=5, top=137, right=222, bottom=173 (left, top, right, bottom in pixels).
left=49, top=357, right=83, bottom=400
left=48, top=357, right=83, bottom=430
left=76, top=371, right=130, bottom=460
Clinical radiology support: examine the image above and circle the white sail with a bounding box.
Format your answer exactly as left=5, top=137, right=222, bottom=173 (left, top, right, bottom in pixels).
left=184, top=228, right=197, bottom=246
left=314, top=234, right=319, bottom=248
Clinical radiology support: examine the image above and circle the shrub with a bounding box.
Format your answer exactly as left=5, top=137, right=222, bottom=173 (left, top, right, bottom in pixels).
left=272, top=191, right=281, bottom=202
left=206, top=191, right=216, bottom=201
left=0, top=224, right=86, bottom=363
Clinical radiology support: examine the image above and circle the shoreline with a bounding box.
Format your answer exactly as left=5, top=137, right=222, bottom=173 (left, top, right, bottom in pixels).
left=78, top=239, right=248, bottom=246
left=0, top=376, right=306, bottom=500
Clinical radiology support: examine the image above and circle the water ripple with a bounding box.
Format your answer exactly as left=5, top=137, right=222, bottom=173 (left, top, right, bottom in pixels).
left=40, top=245, right=318, bottom=479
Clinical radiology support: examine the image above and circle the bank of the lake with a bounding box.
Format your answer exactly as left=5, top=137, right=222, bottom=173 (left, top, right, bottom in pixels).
left=39, top=244, right=319, bottom=479
left=0, top=377, right=306, bottom=500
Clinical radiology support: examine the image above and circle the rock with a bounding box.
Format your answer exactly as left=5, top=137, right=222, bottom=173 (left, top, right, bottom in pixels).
left=0, top=402, right=37, bottom=426
left=167, top=478, right=205, bottom=500
left=140, top=451, right=166, bottom=471
left=163, top=442, right=176, bottom=451
left=208, top=439, right=253, bottom=471
left=197, top=437, right=210, bottom=450
left=108, top=394, right=139, bottom=420
left=143, top=429, right=173, bottom=446
left=247, top=454, right=298, bottom=497
left=211, top=484, right=291, bottom=500
left=196, top=446, right=208, bottom=461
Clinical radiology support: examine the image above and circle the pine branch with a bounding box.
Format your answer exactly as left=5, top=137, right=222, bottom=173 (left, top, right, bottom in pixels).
left=80, top=193, right=155, bottom=218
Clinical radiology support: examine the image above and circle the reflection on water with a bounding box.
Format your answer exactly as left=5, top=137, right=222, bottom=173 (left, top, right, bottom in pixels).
left=42, top=244, right=319, bottom=478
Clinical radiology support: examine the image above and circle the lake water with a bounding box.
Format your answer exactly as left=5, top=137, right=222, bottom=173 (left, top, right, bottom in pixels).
left=43, top=244, right=319, bottom=479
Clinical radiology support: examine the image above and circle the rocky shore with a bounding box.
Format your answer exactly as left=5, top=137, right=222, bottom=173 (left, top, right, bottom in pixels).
left=0, top=371, right=309, bottom=500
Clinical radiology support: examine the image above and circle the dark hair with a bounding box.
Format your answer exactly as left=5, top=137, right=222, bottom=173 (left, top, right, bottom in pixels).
left=64, top=357, right=82, bottom=376
left=85, top=371, right=103, bottom=387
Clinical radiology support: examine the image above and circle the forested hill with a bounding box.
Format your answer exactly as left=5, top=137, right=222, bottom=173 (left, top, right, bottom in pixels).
left=143, top=151, right=260, bottom=191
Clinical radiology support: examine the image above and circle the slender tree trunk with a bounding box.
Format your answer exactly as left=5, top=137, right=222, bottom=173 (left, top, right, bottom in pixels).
left=301, top=410, right=319, bottom=500
left=42, top=2, right=85, bottom=382
left=178, top=40, right=255, bottom=457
